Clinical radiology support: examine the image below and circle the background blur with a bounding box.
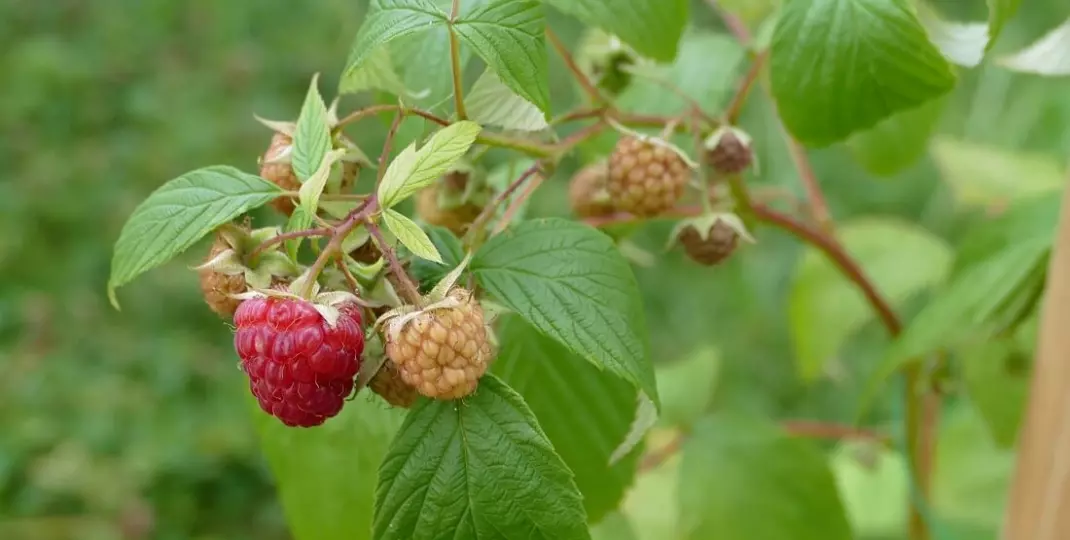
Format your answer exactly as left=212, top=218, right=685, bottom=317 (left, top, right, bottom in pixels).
left=3, top=0, right=1070, bottom=539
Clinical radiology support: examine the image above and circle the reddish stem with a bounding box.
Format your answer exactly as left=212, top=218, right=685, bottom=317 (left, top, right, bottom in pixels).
left=724, top=50, right=768, bottom=123
left=364, top=217, right=422, bottom=304
left=546, top=27, right=603, bottom=104
left=466, top=163, right=543, bottom=246
left=247, top=227, right=331, bottom=261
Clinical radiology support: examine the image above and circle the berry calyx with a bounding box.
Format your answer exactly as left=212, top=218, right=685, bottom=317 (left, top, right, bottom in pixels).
left=704, top=127, right=754, bottom=176
left=607, top=136, right=691, bottom=217
left=568, top=160, right=615, bottom=219
left=233, top=294, right=365, bottom=427
left=258, top=131, right=360, bottom=217
left=199, top=232, right=249, bottom=318
left=195, top=224, right=299, bottom=319
left=382, top=288, right=494, bottom=400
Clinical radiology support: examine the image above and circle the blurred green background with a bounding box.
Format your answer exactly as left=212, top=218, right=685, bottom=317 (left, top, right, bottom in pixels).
left=3, top=0, right=1069, bottom=539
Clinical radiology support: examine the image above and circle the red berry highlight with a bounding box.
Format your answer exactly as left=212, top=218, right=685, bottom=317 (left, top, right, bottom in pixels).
left=233, top=296, right=364, bottom=427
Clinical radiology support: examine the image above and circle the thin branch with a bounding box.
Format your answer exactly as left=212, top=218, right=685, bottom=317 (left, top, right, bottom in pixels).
left=248, top=227, right=331, bottom=261
left=723, top=50, right=768, bottom=123
left=551, top=121, right=608, bottom=151
left=365, top=218, right=422, bottom=305
left=640, top=421, right=890, bottom=472
left=494, top=168, right=545, bottom=234
left=335, top=255, right=360, bottom=293
left=706, top=0, right=753, bottom=46
left=378, top=111, right=406, bottom=185
left=465, top=162, right=543, bottom=246
left=546, top=27, right=603, bottom=104
left=783, top=132, right=835, bottom=231
left=334, top=104, right=407, bottom=130
left=751, top=203, right=901, bottom=334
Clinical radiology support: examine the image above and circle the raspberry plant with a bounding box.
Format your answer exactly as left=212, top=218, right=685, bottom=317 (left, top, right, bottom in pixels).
left=105, top=0, right=1065, bottom=539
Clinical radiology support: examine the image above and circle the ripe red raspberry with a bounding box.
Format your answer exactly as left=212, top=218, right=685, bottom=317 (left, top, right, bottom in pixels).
left=234, top=296, right=365, bottom=427
left=415, top=171, right=483, bottom=236
left=199, top=232, right=247, bottom=318
left=705, top=129, right=753, bottom=175
left=677, top=219, right=740, bottom=266
left=569, top=161, right=615, bottom=218
left=385, top=288, right=493, bottom=400
left=607, top=136, right=690, bottom=216
left=260, top=132, right=358, bottom=217
left=368, top=360, right=419, bottom=408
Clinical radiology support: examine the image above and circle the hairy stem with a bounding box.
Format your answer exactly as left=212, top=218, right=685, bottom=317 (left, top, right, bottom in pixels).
left=365, top=217, right=422, bottom=305
left=465, top=162, right=543, bottom=248
left=546, top=27, right=603, bottom=104
left=448, top=0, right=467, bottom=120
left=247, top=227, right=331, bottom=262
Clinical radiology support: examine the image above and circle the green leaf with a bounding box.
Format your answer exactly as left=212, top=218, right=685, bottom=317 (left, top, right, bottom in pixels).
left=382, top=209, right=444, bottom=263
left=770, top=0, right=957, bottom=145
left=679, top=413, right=852, bottom=540
left=655, top=345, right=720, bottom=428
left=472, top=218, right=658, bottom=402
left=859, top=239, right=1049, bottom=415
left=493, top=316, right=641, bottom=523
left=543, top=0, right=688, bottom=62
left=377, top=121, right=483, bottom=208
left=997, top=18, right=1070, bottom=76
left=373, top=375, right=591, bottom=540
left=932, top=403, right=1015, bottom=529
left=408, top=226, right=465, bottom=293
left=284, top=207, right=314, bottom=260
left=292, top=74, right=331, bottom=181
left=918, top=4, right=989, bottom=68
left=953, top=193, right=1062, bottom=274
left=789, top=218, right=952, bottom=381
left=339, top=47, right=410, bottom=96
left=846, top=96, right=947, bottom=176
left=932, top=136, right=1066, bottom=208
left=454, top=0, right=551, bottom=114
left=961, top=339, right=1028, bottom=448
left=616, top=30, right=745, bottom=117
left=252, top=394, right=406, bottom=540
left=108, top=166, right=283, bottom=307
left=830, top=442, right=909, bottom=537
left=298, top=148, right=345, bottom=217
left=465, top=68, right=549, bottom=131
left=341, top=0, right=448, bottom=93
left=988, top=0, right=1023, bottom=48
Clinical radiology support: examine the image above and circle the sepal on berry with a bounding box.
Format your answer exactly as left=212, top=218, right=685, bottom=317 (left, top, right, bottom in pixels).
left=704, top=126, right=757, bottom=176
left=667, top=212, right=755, bottom=249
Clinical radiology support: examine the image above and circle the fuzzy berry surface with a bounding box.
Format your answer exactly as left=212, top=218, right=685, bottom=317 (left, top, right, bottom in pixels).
left=607, top=136, right=690, bottom=216
left=679, top=221, right=739, bottom=266
left=569, top=161, right=616, bottom=219
left=706, top=132, right=753, bottom=175
left=199, top=235, right=247, bottom=318
left=234, top=296, right=364, bottom=427
left=386, top=289, right=493, bottom=400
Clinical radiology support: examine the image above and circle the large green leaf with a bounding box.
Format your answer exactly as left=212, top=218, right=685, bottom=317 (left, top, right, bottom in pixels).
left=960, top=339, right=1029, bottom=448
left=770, top=0, right=957, bottom=145
left=679, top=413, right=852, bottom=540
left=615, top=30, right=745, bottom=117
left=454, top=0, right=550, bottom=114
left=494, top=316, right=640, bottom=523
left=341, top=0, right=448, bottom=93
left=472, top=218, right=658, bottom=402
left=373, top=375, right=591, bottom=540
left=108, top=166, right=283, bottom=307
left=252, top=395, right=406, bottom=540
left=931, top=136, right=1066, bottom=208
left=377, top=121, right=482, bottom=208
left=292, top=75, right=331, bottom=182
left=543, top=0, right=688, bottom=62
left=846, top=97, right=947, bottom=177
left=465, top=68, right=549, bottom=131
left=788, top=218, right=952, bottom=381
